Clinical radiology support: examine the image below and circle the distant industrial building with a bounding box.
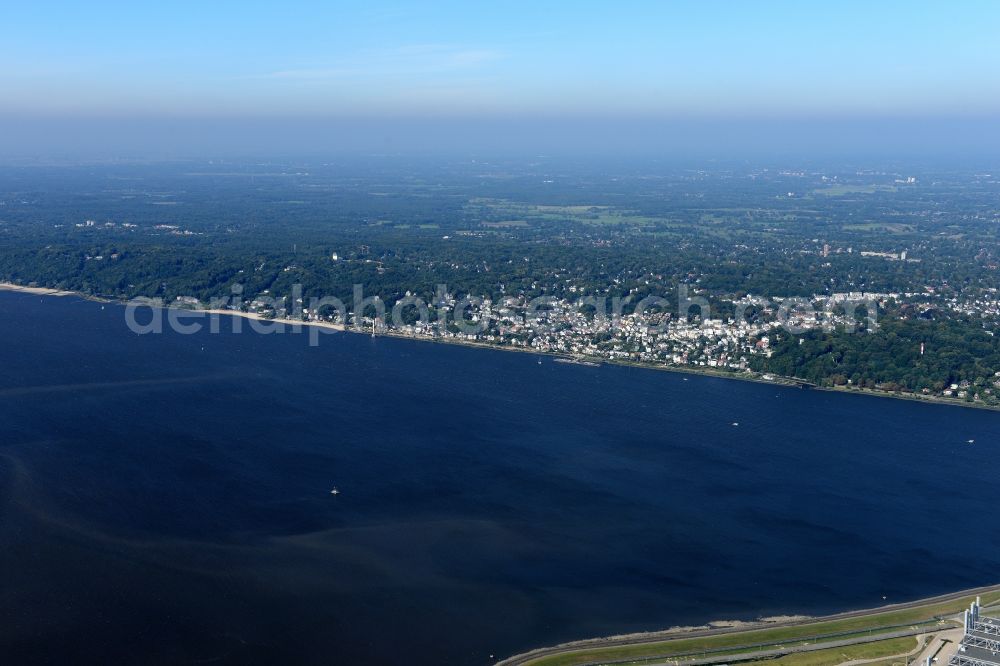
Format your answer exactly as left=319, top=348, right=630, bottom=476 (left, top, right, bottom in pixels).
left=948, top=598, right=1000, bottom=666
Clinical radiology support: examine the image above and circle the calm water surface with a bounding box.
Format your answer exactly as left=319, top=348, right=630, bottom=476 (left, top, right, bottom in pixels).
left=0, top=291, right=998, bottom=665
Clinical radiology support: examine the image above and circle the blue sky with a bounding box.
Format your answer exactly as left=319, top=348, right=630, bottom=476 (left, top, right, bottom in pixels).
left=3, top=0, right=999, bottom=118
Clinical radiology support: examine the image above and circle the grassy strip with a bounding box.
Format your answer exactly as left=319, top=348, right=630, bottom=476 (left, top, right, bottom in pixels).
left=765, top=636, right=920, bottom=666
left=524, top=592, right=1000, bottom=666
left=611, top=623, right=941, bottom=666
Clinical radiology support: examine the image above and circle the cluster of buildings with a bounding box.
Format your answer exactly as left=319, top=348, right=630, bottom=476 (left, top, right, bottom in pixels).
left=947, top=291, right=1000, bottom=323
left=950, top=598, right=1000, bottom=666
left=239, top=290, right=878, bottom=373
left=860, top=249, right=917, bottom=262
left=213, top=278, right=1000, bottom=396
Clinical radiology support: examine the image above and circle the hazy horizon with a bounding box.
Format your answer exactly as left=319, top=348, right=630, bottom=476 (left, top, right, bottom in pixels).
left=4, top=1, right=1000, bottom=161
left=3, top=115, right=1000, bottom=163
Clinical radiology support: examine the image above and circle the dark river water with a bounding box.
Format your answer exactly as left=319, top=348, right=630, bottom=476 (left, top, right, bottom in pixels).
left=0, top=291, right=997, bottom=665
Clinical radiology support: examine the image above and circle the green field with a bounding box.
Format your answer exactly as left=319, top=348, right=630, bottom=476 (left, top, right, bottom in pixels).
left=813, top=185, right=898, bottom=196
left=469, top=199, right=663, bottom=226
left=482, top=220, right=530, bottom=228
left=516, top=590, right=1000, bottom=666
left=769, top=636, right=922, bottom=666
left=842, top=222, right=915, bottom=233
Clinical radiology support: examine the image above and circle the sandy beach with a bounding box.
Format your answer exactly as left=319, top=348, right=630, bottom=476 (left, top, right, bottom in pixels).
left=0, top=282, right=346, bottom=334
left=0, top=282, right=77, bottom=297
left=194, top=307, right=347, bottom=333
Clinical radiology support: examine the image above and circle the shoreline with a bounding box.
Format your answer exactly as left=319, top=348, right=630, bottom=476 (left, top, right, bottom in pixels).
left=0, top=283, right=346, bottom=333
left=195, top=307, right=347, bottom=334
left=1, top=282, right=995, bottom=412
left=496, top=582, right=1000, bottom=666
left=0, top=282, right=78, bottom=297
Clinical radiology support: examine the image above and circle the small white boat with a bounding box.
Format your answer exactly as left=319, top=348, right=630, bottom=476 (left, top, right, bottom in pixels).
left=967, top=439, right=975, bottom=444
left=330, top=487, right=340, bottom=495
left=731, top=422, right=739, bottom=426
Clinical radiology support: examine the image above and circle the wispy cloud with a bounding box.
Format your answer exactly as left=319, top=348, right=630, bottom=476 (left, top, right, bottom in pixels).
left=254, top=45, right=505, bottom=81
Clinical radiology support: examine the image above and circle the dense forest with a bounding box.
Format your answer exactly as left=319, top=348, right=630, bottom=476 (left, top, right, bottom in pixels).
left=751, top=315, right=1000, bottom=394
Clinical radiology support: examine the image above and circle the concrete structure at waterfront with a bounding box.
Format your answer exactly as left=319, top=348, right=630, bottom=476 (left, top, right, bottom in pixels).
left=948, top=599, right=1000, bottom=666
